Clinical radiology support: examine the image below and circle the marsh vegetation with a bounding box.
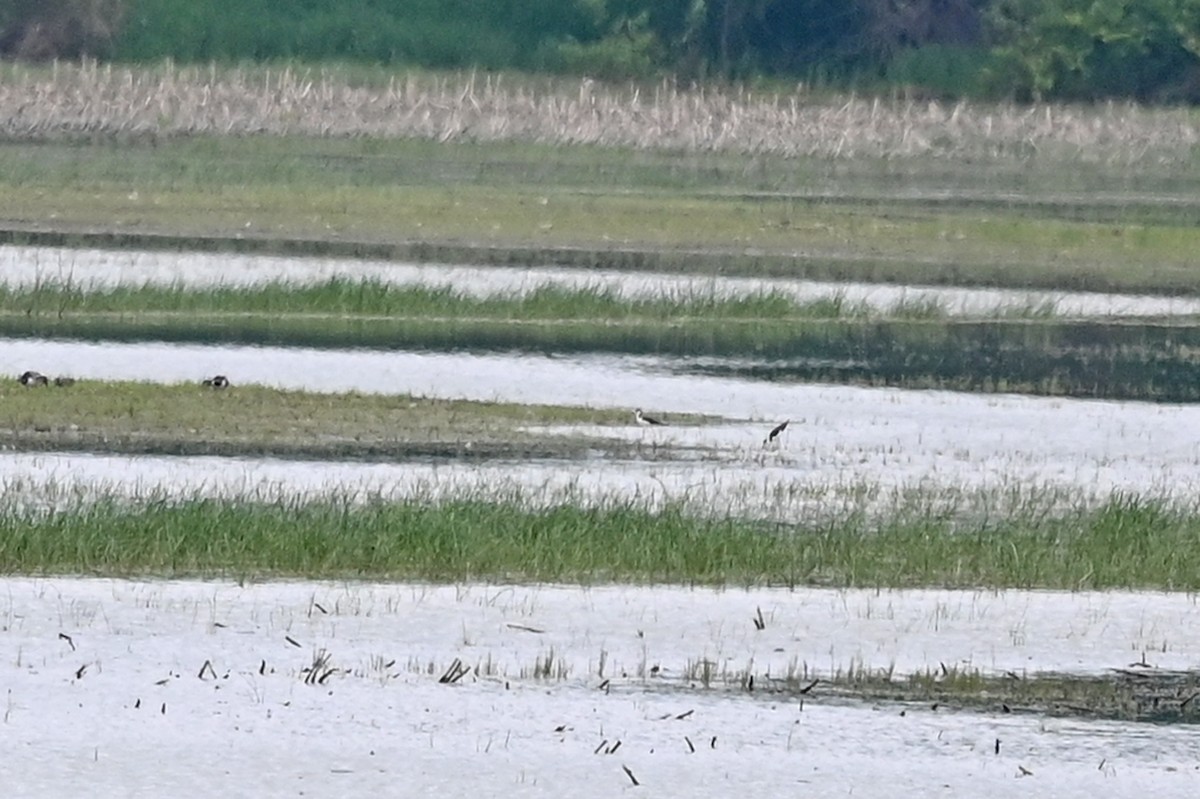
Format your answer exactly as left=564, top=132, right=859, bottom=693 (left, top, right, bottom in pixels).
left=2, top=59, right=1199, bottom=743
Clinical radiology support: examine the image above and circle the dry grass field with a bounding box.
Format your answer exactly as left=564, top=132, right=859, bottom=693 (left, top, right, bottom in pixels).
left=1, top=61, right=1197, bottom=163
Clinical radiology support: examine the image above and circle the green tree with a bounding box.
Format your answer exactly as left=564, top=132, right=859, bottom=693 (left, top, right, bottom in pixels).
left=988, top=0, right=1200, bottom=100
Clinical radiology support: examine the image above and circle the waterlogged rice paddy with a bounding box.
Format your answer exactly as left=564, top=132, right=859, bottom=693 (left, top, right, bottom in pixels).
left=6, top=243, right=1200, bottom=318
left=6, top=578, right=1200, bottom=798
left=6, top=117, right=1200, bottom=788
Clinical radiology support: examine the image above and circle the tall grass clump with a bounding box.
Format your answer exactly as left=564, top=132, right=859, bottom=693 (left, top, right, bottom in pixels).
left=3, top=490, right=1200, bottom=589
left=0, top=278, right=902, bottom=321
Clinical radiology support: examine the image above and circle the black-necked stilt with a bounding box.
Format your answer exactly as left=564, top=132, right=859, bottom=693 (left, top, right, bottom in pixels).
left=634, top=408, right=666, bottom=426
left=763, top=420, right=789, bottom=446
left=18, top=370, right=48, bottom=386
left=202, top=375, right=231, bottom=389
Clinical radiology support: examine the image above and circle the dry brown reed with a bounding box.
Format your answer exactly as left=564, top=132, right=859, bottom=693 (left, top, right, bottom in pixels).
left=0, top=60, right=1197, bottom=164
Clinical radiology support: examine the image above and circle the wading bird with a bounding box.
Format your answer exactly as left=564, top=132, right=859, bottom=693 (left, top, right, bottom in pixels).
left=763, top=420, right=789, bottom=446
left=202, top=375, right=231, bottom=389
left=634, top=408, right=666, bottom=426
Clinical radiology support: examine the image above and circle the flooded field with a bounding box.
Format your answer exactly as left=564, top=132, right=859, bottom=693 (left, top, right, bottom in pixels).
left=0, top=447, right=1091, bottom=521
left=5, top=243, right=1200, bottom=317
left=5, top=336, right=1200, bottom=507
left=5, top=577, right=1199, bottom=798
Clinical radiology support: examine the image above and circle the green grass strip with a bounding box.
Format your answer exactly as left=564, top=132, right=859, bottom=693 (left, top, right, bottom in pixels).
left=4, top=492, right=1200, bottom=589
left=0, top=279, right=916, bottom=320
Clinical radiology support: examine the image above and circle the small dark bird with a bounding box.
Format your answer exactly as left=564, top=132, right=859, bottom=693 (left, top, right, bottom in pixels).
left=763, top=420, right=789, bottom=446
left=202, top=375, right=231, bottom=389
left=634, top=408, right=666, bottom=426
left=17, top=370, right=48, bottom=386
left=53, top=376, right=76, bottom=387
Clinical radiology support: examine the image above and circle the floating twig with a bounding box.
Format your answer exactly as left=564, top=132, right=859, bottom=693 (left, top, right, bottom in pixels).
left=593, top=739, right=608, bottom=755
left=685, top=736, right=695, bottom=753
left=74, top=664, right=87, bottom=680
left=58, top=632, right=75, bottom=651
left=505, top=623, right=545, bottom=634
left=675, top=709, right=694, bottom=720
left=753, top=606, right=766, bottom=631
left=285, top=635, right=301, bottom=648
left=621, top=764, right=639, bottom=786
left=197, top=660, right=217, bottom=680
left=799, top=679, right=820, bottom=695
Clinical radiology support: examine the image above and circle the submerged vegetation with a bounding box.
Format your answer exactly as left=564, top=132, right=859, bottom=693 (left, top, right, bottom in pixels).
left=683, top=659, right=1200, bottom=723
left=3, top=490, right=1199, bottom=591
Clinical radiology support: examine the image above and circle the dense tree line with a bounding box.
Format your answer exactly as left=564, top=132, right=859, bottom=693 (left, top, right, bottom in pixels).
left=3, top=0, right=1199, bottom=101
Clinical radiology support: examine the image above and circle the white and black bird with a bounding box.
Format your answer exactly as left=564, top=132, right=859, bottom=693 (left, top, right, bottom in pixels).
left=634, top=408, right=666, bottom=427
left=17, top=370, right=49, bottom=386
left=202, top=375, right=231, bottom=389
left=763, top=420, right=789, bottom=446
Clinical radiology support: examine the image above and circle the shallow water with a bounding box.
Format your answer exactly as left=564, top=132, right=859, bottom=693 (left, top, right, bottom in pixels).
left=6, top=577, right=1199, bottom=799
left=4, top=243, right=1199, bottom=317
left=5, top=337, right=1200, bottom=503
left=0, top=448, right=1072, bottom=521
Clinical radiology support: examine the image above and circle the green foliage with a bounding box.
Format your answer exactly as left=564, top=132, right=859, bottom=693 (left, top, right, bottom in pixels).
left=886, top=45, right=998, bottom=97
left=987, top=0, right=1200, bottom=100
left=8, top=0, right=1200, bottom=101
left=116, top=0, right=603, bottom=68
left=554, top=12, right=660, bottom=79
